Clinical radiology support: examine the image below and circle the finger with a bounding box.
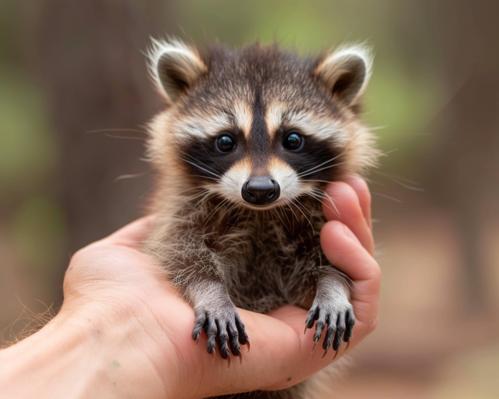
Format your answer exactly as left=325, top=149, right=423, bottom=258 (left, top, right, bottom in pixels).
left=320, top=221, right=380, bottom=328
left=104, top=215, right=156, bottom=249
left=320, top=221, right=380, bottom=346
left=323, top=182, right=374, bottom=255
left=201, top=305, right=359, bottom=395
left=320, top=221, right=380, bottom=284
left=260, top=306, right=348, bottom=389
left=343, top=175, right=372, bottom=227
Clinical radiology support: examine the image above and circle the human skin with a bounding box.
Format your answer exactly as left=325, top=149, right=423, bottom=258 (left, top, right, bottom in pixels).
left=0, top=176, right=380, bottom=399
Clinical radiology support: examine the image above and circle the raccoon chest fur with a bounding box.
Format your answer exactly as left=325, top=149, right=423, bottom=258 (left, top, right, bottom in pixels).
left=202, top=197, right=326, bottom=314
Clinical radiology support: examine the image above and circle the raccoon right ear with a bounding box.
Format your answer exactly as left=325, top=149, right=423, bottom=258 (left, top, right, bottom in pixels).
left=148, top=38, right=207, bottom=103
left=314, top=44, right=373, bottom=107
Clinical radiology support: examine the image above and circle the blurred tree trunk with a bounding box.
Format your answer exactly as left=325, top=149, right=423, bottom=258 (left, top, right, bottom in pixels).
left=424, top=1, right=499, bottom=311
left=31, top=1, right=173, bottom=302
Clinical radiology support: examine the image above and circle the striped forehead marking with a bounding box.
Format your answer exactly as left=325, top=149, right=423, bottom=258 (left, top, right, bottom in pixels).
left=232, top=101, right=253, bottom=138
left=265, top=102, right=287, bottom=139
left=265, top=101, right=346, bottom=143
left=248, top=91, right=271, bottom=167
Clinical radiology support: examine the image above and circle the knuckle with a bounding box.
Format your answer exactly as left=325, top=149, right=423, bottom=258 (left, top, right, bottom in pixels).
left=329, top=181, right=356, bottom=200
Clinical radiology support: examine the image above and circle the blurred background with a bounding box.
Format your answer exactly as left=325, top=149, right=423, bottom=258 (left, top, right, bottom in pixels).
left=1, top=1, right=498, bottom=397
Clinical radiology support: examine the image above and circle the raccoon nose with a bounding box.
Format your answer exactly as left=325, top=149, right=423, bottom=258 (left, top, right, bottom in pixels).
left=242, top=176, right=280, bottom=205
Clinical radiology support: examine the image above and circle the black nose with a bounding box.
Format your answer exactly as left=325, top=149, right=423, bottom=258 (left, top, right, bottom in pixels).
left=242, top=176, right=280, bottom=205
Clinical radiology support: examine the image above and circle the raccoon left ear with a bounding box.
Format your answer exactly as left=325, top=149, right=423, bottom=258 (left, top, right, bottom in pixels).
left=314, top=45, right=373, bottom=106
left=148, top=38, right=207, bottom=103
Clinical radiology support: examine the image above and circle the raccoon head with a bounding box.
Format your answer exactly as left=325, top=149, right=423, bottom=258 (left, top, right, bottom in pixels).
left=147, top=39, right=377, bottom=210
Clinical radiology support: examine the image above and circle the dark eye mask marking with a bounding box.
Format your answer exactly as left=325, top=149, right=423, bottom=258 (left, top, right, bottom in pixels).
left=182, top=132, right=244, bottom=182
left=275, top=130, right=343, bottom=183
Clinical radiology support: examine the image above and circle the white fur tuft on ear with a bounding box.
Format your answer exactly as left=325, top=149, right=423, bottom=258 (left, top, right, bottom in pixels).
left=315, top=44, right=373, bottom=106
left=147, top=38, right=207, bottom=103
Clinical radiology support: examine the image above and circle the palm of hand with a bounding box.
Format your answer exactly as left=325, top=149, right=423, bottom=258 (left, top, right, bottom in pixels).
left=61, top=177, right=379, bottom=398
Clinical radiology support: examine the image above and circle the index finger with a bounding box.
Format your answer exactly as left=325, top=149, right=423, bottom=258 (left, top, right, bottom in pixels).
left=323, top=181, right=374, bottom=255
left=343, top=175, right=372, bottom=227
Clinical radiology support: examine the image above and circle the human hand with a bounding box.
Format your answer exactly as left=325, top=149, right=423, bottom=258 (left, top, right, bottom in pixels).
left=0, top=176, right=380, bottom=399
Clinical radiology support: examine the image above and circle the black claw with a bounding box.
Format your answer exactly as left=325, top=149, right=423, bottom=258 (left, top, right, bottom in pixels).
left=216, top=320, right=230, bottom=359
left=227, top=323, right=241, bottom=356
left=333, top=313, right=346, bottom=351
left=229, top=337, right=241, bottom=356
left=235, top=315, right=249, bottom=346
left=305, top=305, right=319, bottom=331
left=219, top=339, right=230, bottom=359
left=344, top=310, right=355, bottom=342
left=207, top=338, right=216, bottom=353
left=206, top=317, right=217, bottom=354
left=313, top=319, right=325, bottom=342
left=193, top=305, right=249, bottom=358
left=192, top=312, right=206, bottom=341
left=323, top=325, right=336, bottom=352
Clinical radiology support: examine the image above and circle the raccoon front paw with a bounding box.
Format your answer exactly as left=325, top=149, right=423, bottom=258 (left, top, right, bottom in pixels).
left=304, top=298, right=355, bottom=354
left=192, top=304, right=249, bottom=359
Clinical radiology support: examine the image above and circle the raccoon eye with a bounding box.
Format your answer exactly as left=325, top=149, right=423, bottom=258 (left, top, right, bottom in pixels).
left=215, top=133, right=236, bottom=153
left=283, top=131, right=304, bottom=151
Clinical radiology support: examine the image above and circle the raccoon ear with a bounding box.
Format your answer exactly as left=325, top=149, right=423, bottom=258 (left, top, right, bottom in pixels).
left=315, top=45, right=373, bottom=106
left=148, top=38, right=207, bottom=103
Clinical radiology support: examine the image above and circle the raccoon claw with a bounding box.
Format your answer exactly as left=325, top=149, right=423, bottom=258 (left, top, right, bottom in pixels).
left=192, top=305, right=249, bottom=359
left=305, top=301, right=355, bottom=354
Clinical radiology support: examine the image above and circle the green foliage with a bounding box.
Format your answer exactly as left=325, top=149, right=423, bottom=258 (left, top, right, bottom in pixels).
left=10, top=195, right=65, bottom=272
left=0, top=68, right=55, bottom=190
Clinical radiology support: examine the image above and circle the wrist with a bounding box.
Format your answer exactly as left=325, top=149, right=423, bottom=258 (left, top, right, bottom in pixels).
left=0, top=302, right=180, bottom=399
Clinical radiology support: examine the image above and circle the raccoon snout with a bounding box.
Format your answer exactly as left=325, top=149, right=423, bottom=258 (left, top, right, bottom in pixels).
left=241, top=176, right=280, bottom=205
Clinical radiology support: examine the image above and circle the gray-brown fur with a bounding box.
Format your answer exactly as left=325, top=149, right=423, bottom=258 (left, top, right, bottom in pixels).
left=144, top=40, right=378, bottom=399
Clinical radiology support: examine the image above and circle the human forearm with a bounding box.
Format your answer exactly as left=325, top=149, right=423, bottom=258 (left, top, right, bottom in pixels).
left=0, top=305, right=174, bottom=399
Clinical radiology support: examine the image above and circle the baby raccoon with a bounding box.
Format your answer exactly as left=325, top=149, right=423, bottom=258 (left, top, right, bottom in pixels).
left=144, top=39, right=377, bottom=399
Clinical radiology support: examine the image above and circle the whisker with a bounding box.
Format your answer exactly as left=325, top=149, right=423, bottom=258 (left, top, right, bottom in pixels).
left=290, top=198, right=315, bottom=232
left=181, top=157, right=222, bottom=179
left=298, top=161, right=346, bottom=178
left=114, top=172, right=147, bottom=182
left=301, top=179, right=333, bottom=185
left=373, top=170, right=424, bottom=192
left=373, top=191, right=402, bottom=203
left=86, top=127, right=147, bottom=134
left=297, top=153, right=343, bottom=178
left=310, top=188, right=339, bottom=216
left=103, top=134, right=145, bottom=141
left=283, top=201, right=300, bottom=224
left=189, top=174, right=220, bottom=182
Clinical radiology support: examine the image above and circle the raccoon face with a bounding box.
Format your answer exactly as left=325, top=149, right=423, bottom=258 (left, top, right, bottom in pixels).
left=148, top=39, right=376, bottom=210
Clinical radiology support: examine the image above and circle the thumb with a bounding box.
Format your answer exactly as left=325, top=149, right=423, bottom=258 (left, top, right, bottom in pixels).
left=103, top=215, right=156, bottom=249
